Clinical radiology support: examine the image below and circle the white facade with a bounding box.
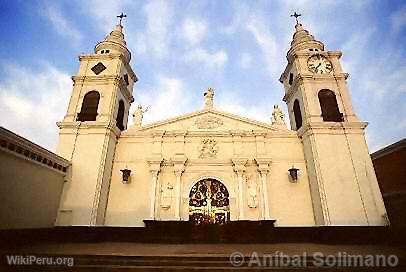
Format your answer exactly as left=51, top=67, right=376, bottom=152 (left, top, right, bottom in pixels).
left=55, top=22, right=388, bottom=227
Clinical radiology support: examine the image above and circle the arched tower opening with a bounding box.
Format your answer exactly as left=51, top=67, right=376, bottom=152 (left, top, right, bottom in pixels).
left=293, top=99, right=303, bottom=130
left=77, top=91, right=100, bottom=121
left=116, top=100, right=125, bottom=130
left=318, top=89, right=343, bottom=122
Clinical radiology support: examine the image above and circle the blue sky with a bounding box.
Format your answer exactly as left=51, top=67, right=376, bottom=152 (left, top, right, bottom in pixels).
left=0, top=0, right=405, bottom=152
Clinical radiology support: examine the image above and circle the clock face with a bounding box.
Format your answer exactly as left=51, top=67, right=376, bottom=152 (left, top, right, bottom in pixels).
left=307, top=54, right=332, bottom=74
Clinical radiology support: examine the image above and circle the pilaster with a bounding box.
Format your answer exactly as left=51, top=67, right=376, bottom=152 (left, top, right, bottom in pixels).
left=173, top=155, right=187, bottom=220
left=232, top=158, right=248, bottom=220
left=147, top=157, right=163, bottom=219
left=255, top=158, right=271, bottom=220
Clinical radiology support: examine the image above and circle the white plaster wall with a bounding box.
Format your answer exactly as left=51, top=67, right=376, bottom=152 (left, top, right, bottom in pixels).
left=105, top=129, right=315, bottom=227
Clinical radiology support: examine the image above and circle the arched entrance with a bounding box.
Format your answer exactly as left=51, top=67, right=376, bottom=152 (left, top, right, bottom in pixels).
left=189, top=178, right=230, bottom=225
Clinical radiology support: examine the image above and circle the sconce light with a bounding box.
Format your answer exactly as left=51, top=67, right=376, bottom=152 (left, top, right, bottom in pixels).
left=120, top=168, right=132, bottom=184
left=288, top=166, right=299, bottom=182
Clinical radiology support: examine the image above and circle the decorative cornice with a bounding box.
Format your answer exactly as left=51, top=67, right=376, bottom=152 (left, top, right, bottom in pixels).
left=79, top=53, right=123, bottom=61
left=133, top=109, right=281, bottom=132
left=173, top=155, right=187, bottom=174
left=0, top=127, right=70, bottom=174
left=77, top=53, right=137, bottom=82
left=186, top=159, right=233, bottom=167
left=298, top=121, right=368, bottom=138
left=230, top=130, right=246, bottom=137
left=57, top=121, right=122, bottom=138
left=152, top=130, right=165, bottom=137
left=72, top=75, right=121, bottom=84
left=120, top=129, right=299, bottom=139
left=172, top=155, right=187, bottom=166
left=163, top=130, right=187, bottom=137
left=147, top=157, right=163, bottom=172
left=283, top=72, right=349, bottom=102
left=72, top=75, right=133, bottom=102
left=327, top=51, right=342, bottom=58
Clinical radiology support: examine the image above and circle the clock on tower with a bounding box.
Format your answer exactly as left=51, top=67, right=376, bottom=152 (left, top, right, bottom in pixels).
left=279, top=14, right=387, bottom=226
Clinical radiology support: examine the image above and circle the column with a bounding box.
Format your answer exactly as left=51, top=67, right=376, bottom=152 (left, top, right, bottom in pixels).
left=147, top=157, right=163, bottom=220
left=232, top=158, right=248, bottom=220
left=255, top=158, right=271, bottom=220
left=237, top=170, right=245, bottom=219
left=259, top=169, right=270, bottom=219
left=173, top=155, right=187, bottom=220
left=149, top=170, right=159, bottom=219
left=174, top=170, right=183, bottom=219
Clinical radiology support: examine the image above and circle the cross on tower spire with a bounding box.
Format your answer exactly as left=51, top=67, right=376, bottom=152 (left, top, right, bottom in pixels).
left=117, top=12, right=127, bottom=26
left=290, top=12, right=302, bottom=25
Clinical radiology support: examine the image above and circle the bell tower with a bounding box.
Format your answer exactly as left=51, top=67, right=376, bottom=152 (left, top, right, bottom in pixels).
left=56, top=17, right=137, bottom=226
left=280, top=15, right=387, bottom=226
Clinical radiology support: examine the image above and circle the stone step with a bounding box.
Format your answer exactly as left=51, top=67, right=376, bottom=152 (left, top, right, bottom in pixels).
left=1, top=254, right=405, bottom=271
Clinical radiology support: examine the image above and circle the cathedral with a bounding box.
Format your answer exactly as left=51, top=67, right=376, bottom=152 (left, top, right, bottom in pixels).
left=55, top=18, right=388, bottom=228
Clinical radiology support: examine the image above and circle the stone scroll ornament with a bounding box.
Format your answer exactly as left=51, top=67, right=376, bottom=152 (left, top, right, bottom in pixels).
left=198, top=139, right=219, bottom=159
left=195, top=116, right=224, bottom=129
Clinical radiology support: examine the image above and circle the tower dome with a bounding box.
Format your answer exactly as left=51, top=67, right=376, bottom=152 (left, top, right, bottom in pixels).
left=95, top=24, right=131, bottom=63
left=287, top=23, right=324, bottom=57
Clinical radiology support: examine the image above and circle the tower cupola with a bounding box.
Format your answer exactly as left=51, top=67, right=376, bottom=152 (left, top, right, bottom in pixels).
left=287, top=23, right=324, bottom=57
left=95, top=24, right=131, bottom=63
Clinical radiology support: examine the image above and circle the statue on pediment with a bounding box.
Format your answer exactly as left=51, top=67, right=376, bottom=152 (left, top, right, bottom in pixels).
left=204, top=88, right=215, bottom=109
left=271, top=104, right=287, bottom=128
left=133, top=105, right=149, bottom=128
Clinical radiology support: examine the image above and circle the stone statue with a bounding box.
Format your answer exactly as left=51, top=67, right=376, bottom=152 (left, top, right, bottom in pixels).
left=246, top=175, right=258, bottom=208
left=160, top=181, right=173, bottom=209
left=132, top=105, right=148, bottom=128
left=204, top=88, right=214, bottom=109
left=271, top=104, right=287, bottom=128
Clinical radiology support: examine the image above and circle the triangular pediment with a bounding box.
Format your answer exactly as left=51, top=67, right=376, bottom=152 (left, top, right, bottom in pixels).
left=124, top=109, right=292, bottom=135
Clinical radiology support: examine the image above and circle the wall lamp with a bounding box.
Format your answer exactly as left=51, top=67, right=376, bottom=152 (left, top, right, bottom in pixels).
left=120, top=168, right=132, bottom=184
left=288, top=166, right=299, bottom=182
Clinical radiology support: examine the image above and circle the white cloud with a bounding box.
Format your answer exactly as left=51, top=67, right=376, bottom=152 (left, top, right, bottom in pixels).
left=245, top=15, right=280, bottom=77
left=134, top=0, right=173, bottom=58
left=221, top=3, right=282, bottom=77
left=240, top=52, right=252, bottom=68
left=184, top=48, right=228, bottom=69
left=216, top=91, right=288, bottom=126
left=0, top=64, right=71, bottom=151
left=339, top=26, right=406, bottom=152
left=180, top=17, right=208, bottom=46
left=76, top=0, right=132, bottom=32
left=129, top=76, right=192, bottom=126
left=43, top=2, right=82, bottom=46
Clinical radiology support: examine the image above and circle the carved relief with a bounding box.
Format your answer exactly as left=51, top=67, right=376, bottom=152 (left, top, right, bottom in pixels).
left=198, top=139, right=219, bottom=159
left=195, top=116, right=224, bottom=129
left=160, top=181, right=173, bottom=209
left=246, top=175, right=258, bottom=208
